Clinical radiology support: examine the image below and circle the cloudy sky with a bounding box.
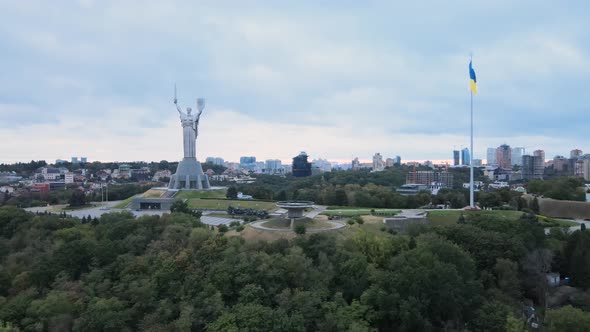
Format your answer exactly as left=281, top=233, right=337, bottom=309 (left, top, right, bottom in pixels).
left=1, top=1, right=588, bottom=164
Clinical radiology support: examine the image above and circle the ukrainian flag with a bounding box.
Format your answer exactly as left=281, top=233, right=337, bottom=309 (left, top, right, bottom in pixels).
left=469, top=60, right=477, bottom=95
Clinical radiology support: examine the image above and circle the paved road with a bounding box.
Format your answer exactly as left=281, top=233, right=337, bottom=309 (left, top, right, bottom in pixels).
left=567, top=219, right=590, bottom=233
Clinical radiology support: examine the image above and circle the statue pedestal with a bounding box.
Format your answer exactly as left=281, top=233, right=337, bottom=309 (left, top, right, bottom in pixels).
left=168, top=157, right=211, bottom=190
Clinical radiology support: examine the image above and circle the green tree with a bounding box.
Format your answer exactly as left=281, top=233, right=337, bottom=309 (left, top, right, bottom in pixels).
left=294, top=224, right=306, bottom=235
left=205, top=303, right=275, bottom=332
left=218, top=224, right=229, bottom=233
left=171, top=200, right=191, bottom=214
left=531, top=196, right=540, bottom=214
left=73, top=297, right=131, bottom=332
left=25, top=290, right=78, bottom=331
left=226, top=186, right=238, bottom=199
left=458, top=214, right=466, bottom=224
left=469, top=300, right=509, bottom=332
left=0, top=320, right=18, bottom=332
left=68, top=190, right=86, bottom=207
left=505, top=315, right=528, bottom=332
left=494, top=258, right=521, bottom=299
left=564, top=230, right=590, bottom=289
left=546, top=305, right=590, bottom=332
left=276, top=190, right=288, bottom=201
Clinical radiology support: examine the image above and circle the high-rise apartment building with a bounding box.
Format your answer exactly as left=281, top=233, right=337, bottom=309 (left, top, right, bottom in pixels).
left=206, top=157, right=225, bottom=166
left=486, top=148, right=497, bottom=165
left=372, top=153, right=384, bottom=171
left=240, top=156, right=256, bottom=165
left=496, top=144, right=512, bottom=169
left=574, top=159, right=585, bottom=178
left=312, top=158, right=331, bottom=173
left=240, top=156, right=257, bottom=171
left=571, top=149, right=583, bottom=158
left=522, top=155, right=544, bottom=180
left=351, top=157, right=360, bottom=171
left=533, top=151, right=545, bottom=179
left=292, top=152, right=312, bottom=177
left=511, top=147, right=524, bottom=166
left=553, top=156, right=569, bottom=173
left=453, top=150, right=460, bottom=166
left=584, top=159, right=590, bottom=181
left=406, top=171, right=453, bottom=188
left=533, top=150, right=545, bottom=162
left=394, top=156, right=401, bottom=165
left=461, top=148, right=470, bottom=165
left=385, top=158, right=395, bottom=168
left=265, top=159, right=282, bottom=174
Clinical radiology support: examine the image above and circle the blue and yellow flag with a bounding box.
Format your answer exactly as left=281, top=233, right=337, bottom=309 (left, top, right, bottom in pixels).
left=469, top=60, right=477, bottom=95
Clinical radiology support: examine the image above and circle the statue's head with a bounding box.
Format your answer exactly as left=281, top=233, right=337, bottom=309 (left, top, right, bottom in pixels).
left=186, top=107, right=192, bottom=114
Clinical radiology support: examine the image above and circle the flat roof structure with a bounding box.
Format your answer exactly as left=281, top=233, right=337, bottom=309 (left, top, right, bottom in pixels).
left=276, top=201, right=314, bottom=219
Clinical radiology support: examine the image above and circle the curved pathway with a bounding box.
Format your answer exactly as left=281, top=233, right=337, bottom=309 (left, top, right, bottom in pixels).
left=249, top=220, right=346, bottom=233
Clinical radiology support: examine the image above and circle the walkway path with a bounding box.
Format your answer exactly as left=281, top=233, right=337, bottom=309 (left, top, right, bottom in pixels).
left=566, top=219, right=590, bottom=233
left=249, top=220, right=346, bottom=233
left=305, top=205, right=327, bottom=218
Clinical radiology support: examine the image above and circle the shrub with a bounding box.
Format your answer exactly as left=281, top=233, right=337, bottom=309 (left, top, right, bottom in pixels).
left=354, top=216, right=364, bottom=225
left=236, top=225, right=245, bottom=232
left=347, top=219, right=355, bottom=225
left=218, top=224, right=229, bottom=233
left=294, top=224, right=306, bottom=235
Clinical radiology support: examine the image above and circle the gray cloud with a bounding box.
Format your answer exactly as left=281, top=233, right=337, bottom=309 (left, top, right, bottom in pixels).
left=0, top=1, right=589, bottom=162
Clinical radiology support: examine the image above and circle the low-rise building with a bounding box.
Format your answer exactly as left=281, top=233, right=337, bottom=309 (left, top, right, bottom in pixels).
left=489, top=181, right=509, bottom=189
left=0, top=186, right=15, bottom=194
left=64, top=173, right=74, bottom=184
left=406, top=171, right=453, bottom=189
left=31, top=183, right=50, bottom=193
left=396, top=184, right=429, bottom=195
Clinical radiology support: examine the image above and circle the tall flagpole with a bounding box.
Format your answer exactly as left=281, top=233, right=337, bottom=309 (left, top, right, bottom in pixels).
left=469, top=55, right=474, bottom=208
left=470, top=86, right=474, bottom=208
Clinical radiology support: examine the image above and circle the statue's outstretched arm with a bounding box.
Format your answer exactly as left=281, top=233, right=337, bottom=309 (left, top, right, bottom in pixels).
left=175, top=104, right=184, bottom=115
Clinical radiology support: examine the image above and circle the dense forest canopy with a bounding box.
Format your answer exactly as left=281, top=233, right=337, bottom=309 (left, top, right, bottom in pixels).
left=1, top=206, right=590, bottom=331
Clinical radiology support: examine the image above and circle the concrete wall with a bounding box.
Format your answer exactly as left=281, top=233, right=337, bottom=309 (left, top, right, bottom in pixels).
left=539, top=197, right=590, bottom=220
left=383, top=216, right=429, bottom=232
left=131, top=197, right=176, bottom=210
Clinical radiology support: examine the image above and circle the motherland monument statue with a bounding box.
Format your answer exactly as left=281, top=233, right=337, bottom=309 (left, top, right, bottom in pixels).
left=167, top=85, right=211, bottom=190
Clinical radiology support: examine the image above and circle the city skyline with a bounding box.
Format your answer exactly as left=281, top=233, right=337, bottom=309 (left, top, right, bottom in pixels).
left=1, top=1, right=589, bottom=163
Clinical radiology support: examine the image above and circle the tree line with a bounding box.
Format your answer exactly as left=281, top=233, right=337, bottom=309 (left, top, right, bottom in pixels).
left=1, top=205, right=590, bottom=330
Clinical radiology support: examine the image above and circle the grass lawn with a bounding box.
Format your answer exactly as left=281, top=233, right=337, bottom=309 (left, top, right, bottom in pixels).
left=427, top=210, right=524, bottom=227
left=187, top=198, right=276, bottom=211
left=113, top=196, right=135, bottom=209
left=537, top=216, right=578, bottom=228
left=141, top=189, right=166, bottom=198
left=321, top=209, right=400, bottom=217
left=175, top=189, right=227, bottom=199
left=427, top=209, right=578, bottom=228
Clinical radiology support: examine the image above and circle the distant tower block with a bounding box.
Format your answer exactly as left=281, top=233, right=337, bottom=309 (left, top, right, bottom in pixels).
left=168, top=89, right=210, bottom=190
